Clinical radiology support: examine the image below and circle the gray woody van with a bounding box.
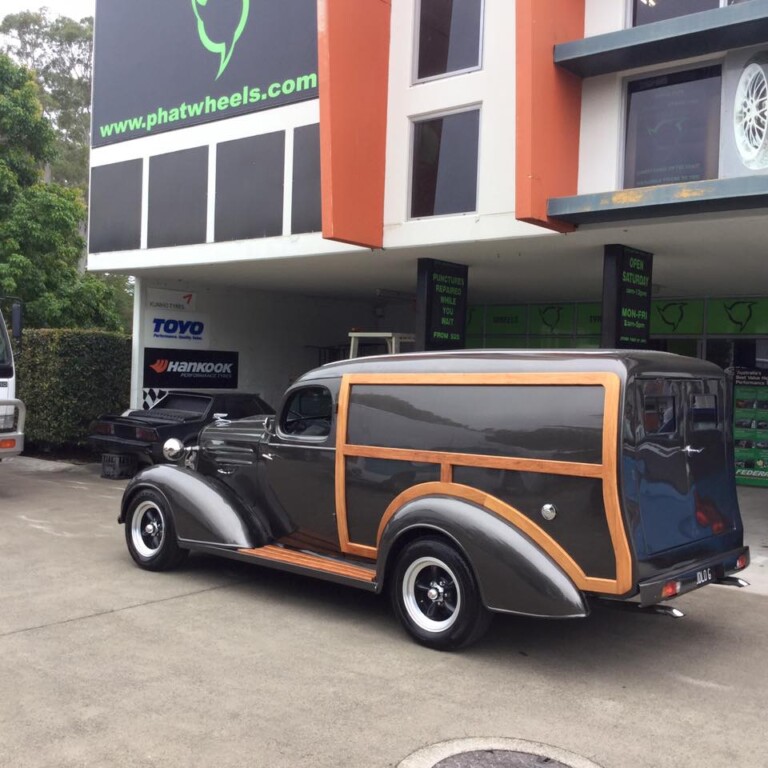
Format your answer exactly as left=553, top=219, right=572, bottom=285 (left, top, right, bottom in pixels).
left=119, top=350, right=750, bottom=650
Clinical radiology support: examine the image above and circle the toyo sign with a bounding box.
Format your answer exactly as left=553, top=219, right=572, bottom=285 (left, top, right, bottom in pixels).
left=146, top=312, right=209, bottom=348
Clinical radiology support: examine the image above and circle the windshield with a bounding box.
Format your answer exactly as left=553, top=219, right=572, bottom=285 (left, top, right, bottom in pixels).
left=0, top=311, right=12, bottom=367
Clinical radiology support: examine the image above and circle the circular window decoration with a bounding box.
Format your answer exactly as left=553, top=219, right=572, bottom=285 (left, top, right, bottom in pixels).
left=734, top=61, right=768, bottom=170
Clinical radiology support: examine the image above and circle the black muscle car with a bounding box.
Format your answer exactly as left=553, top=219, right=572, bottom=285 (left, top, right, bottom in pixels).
left=89, top=390, right=273, bottom=466
left=117, top=351, right=750, bottom=650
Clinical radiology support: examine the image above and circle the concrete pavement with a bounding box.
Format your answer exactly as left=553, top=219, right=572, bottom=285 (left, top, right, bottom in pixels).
left=0, top=456, right=766, bottom=768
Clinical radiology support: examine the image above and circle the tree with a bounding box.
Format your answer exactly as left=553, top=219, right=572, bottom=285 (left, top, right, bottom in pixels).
left=0, top=10, right=92, bottom=192
left=0, top=53, right=126, bottom=331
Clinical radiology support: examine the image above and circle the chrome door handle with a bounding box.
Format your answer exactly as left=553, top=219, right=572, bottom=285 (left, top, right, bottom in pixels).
left=682, top=445, right=704, bottom=456
left=261, top=452, right=274, bottom=461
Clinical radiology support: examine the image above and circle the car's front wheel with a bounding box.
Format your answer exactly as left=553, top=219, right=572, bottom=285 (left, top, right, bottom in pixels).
left=124, top=489, right=188, bottom=571
left=390, top=537, right=491, bottom=650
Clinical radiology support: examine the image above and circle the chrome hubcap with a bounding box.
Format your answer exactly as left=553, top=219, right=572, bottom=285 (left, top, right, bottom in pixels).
left=402, top=557, right=461, bottom=633
left=131, top=501, right=166, bottom=558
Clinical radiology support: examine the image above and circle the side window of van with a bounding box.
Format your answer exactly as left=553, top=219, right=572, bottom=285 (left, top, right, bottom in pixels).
left=642, top=394, right=676, bottom=435
left=280, top=386, right=333, bottom=439
left=690, top=393, right=718, bottom=431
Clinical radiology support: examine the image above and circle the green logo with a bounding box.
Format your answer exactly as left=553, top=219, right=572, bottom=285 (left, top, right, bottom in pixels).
left=191, top=0, right=250, bottom=80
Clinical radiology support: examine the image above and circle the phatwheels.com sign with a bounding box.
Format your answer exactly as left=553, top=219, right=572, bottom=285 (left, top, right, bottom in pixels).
left=92, top=0, right=318, bottom=147
left=143, top=348, right=239, bottom=389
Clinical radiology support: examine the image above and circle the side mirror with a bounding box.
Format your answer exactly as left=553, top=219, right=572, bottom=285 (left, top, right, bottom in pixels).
left=11, top=302, right=23, bottom=343
left=265, top=415, right=276, bottom=434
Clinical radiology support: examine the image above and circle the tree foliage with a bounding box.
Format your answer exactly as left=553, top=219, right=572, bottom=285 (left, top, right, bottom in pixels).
left=0, top=53, right=129, bottom=331
left=1, top=10, right=92, bottom=191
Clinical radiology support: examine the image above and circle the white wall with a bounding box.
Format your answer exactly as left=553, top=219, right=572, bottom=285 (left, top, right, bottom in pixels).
left=383, top=0, right=551, bottom=249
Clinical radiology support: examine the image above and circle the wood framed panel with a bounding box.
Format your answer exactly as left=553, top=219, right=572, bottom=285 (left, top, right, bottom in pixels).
left=333, top=372, right=632, bottom=595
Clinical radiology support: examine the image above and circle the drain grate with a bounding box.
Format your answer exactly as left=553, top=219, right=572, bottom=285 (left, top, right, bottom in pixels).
left=397, top=738, right=604, bottom=768
left=434, top=750, right=571, bottom=767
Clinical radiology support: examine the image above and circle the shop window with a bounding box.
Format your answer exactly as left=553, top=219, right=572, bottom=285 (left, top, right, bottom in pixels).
left=215, top=132, right=285, bottom=242
left=624, top=66, right=721, bottom=189
left=411, top=109, right=479, bottom=218
left=148, top=147, right=208, bottom=248
left=633, top=0, right=754, bottom=26
left=292, top=124, right=322, bottom=234
left=416, top=0, right=483, bottom=80
left=89, top=159, right=143, bottom=253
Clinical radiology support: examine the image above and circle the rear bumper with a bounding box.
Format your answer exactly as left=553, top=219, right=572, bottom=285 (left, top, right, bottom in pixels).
left=638, top=546, right=750, bottom=606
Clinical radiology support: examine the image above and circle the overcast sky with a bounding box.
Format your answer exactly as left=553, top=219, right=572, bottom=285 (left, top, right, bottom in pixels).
left=1, top=0, right=95, bottom=22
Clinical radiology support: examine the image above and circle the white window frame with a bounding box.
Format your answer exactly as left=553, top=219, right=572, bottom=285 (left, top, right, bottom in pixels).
left=628, top=0, right=743, bottom=28
left=408, top=105, right=482, bottom=221
left=412, top=0, right=485, bottom=85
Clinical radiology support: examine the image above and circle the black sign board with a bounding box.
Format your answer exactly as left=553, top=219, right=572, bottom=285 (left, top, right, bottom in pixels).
left=601, top=245, right=654, bottom=349
left=92, top=0, right=318, bottom=146
left=416, top=259, right=469, bottom=351
left=143, top=348, right=239, bottom=389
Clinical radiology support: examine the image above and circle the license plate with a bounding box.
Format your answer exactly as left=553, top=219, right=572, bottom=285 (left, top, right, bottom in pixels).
left=695, top=567, right=714, bottom=586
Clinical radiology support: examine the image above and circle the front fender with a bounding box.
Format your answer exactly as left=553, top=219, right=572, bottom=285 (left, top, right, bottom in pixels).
left=120, top=464, right=268, bottom=549
left=377, top=495, right=588, bottom=619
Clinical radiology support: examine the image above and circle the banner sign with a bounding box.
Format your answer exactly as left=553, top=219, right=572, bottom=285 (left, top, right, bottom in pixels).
left=650, top=299, right=705, bottom=335
left=485, top=305, right=528, bottom=336
left=708, top=298, right=768, bottom=335
left=529, top=304, right=575, bottom=336
left=733, top=368, right=768, bottom=488
left=601, top=244, right=654, bottom=348
left=143, top=348, right=238, bottom=389
left=147, top=288, right=196, bottom=313
left=416, top=259, right=469, bottom=351
left=146, top=312, right=210, bottom=348
left=92, top=0, right=318, bottom=146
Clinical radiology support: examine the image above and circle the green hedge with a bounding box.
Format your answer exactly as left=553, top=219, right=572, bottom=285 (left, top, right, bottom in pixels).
left=15, top=329, right=132, bottom=448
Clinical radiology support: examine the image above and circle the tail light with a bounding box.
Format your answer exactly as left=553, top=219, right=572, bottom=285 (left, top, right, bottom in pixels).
left=661, top=580, right=682, bottom=599
left=136, top=427, right=158, bottom=442
left=93, top=422, right=115, bottom=436
left=736, top=554, right=748, bottom=570
left=694, top=493, right=725, bottom=534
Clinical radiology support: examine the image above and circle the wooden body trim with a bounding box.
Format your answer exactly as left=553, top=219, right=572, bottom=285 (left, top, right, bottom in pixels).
left=334, top=371, right=633, bottom=595
left=238, top=544, right=376, bottom=582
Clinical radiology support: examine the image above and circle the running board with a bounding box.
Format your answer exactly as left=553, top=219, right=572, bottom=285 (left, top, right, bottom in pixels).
left=237, top=545, right=377, bottom=586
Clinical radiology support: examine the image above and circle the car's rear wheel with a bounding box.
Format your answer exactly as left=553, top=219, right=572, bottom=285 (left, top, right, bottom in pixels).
left=124, top=489, right=188, bottom=571
left=390, top=537, right=491, bottom=650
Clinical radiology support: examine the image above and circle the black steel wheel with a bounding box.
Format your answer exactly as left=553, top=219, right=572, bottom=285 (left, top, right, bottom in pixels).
left=390, top=537, right=491, bottom=650
left=124, top=489, right=188, bottom=571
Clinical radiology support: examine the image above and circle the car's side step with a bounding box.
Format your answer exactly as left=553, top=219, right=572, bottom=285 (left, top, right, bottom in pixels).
left=237, top=544, right=377, bottom=588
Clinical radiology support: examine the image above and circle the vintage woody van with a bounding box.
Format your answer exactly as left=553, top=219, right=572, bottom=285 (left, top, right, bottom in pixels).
left=119, top=350, right=750, bottom=650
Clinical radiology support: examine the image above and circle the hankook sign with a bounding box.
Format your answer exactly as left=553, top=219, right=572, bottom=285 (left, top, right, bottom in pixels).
left=143, top=348, right=239, bottom=389
left=92, top=0, right=318, bottom=146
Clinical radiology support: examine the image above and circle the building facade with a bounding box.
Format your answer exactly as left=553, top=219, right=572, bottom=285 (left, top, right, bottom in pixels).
left=89, top=0, right=768, bottom=476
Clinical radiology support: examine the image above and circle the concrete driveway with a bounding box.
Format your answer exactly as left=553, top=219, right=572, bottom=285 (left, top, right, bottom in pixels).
left=1, top=457, right=766, bottom=768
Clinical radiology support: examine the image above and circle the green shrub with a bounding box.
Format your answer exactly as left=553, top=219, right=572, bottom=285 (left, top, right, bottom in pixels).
left=15, top=329, right=131, bottom=448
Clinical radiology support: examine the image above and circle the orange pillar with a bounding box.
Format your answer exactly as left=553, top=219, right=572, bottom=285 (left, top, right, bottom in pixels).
left=516, top=0, right=585, bottom=233
left=317, top=0, right=391, bottom=249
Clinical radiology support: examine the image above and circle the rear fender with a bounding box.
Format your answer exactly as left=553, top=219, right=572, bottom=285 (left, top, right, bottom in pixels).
left=120, top=464, right=268, bottom=549
left=377, top=495, right=588, bottom=618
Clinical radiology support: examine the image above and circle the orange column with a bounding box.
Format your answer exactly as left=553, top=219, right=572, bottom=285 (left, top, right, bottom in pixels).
left=516, top=0, right=585, bottom=233
left=317, top=0, right=391, bottom=249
